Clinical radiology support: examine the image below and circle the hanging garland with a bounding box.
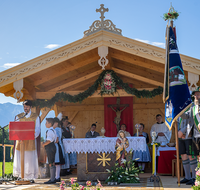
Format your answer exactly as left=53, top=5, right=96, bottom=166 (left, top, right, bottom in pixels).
left=32, top=70, right=163, bottom=108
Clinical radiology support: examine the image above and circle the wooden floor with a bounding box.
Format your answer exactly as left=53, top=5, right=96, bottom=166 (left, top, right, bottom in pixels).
left=0, top=173, right=193, bottom=190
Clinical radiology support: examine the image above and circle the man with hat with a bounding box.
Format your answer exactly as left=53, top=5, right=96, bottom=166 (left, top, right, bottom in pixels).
left=180, top=87, right=200, bottom=185
left=13, top=100, right=41, bottom=182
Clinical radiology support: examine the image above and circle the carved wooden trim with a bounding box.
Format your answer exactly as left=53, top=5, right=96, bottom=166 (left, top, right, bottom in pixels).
left=0, top=31, right=199, bottom=88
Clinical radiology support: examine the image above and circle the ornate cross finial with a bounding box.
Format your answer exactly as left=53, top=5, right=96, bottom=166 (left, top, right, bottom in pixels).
left=84, top=4, right=122, bottom=36
left=96, top=4, right=109, bottom=26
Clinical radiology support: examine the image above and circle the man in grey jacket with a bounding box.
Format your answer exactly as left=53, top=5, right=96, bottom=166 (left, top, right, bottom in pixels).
left=179, top=86, right=200, bottom=185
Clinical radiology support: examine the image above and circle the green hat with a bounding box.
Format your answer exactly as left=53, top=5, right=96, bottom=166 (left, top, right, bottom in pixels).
left=192, top=87, right=200, bottom=95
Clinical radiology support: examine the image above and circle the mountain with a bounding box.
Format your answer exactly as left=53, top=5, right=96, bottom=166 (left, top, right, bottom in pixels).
left=0, top=102, right=24, bottom=127
left=0, top=102, right=55, bottom=138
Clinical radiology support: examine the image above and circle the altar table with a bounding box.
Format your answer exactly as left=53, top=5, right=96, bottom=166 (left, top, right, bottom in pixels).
left=63, top=137, right=146, bottom=181
left=157, top=147, right=176, bottom=175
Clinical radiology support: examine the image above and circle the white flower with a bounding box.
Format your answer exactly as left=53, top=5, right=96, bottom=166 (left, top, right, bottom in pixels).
left=121, top=158, right=126, bottom=164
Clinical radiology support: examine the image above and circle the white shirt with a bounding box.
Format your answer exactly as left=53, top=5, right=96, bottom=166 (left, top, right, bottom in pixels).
left=150, top=122, right=172, bottom=144
left=46, top=127, right=57, bottom=142
left=15, top=110, right=41, bottom=138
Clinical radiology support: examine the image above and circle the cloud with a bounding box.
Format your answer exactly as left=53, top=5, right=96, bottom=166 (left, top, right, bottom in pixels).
left=44, top=44, right=61, bottom=49
left=2, top=63, right=21, bottom=68
left=135, top=38, right=165, bottom=48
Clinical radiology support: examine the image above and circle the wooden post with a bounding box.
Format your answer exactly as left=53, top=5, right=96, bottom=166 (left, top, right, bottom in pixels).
left=20, top=141, right=25, bottom=179
left=175, top=121, right=180, bottom=186
left=3, top=145, right=5, bottom=175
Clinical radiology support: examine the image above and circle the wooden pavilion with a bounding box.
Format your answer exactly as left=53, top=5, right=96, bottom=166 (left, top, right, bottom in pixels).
left=0, top=4, right=199, bottom=141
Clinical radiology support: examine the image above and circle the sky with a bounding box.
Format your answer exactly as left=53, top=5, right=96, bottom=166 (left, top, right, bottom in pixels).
left=0, top=0, right=199, bottom=104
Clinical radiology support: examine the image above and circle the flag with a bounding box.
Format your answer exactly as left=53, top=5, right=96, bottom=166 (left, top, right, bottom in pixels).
left=163, top=26, right=192, bottom=130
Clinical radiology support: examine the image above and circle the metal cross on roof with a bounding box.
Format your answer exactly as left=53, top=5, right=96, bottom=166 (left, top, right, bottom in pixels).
left=84, top=4, right=122, bottom=36
left=96, top=4, right=108, bottom=27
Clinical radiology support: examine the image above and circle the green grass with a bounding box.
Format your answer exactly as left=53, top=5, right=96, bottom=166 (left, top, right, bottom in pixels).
left=0, top=162, right=13, bottom=176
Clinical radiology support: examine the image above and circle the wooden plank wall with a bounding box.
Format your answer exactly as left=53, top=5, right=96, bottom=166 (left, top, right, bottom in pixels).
left=57, top=96, right=175, bottom=143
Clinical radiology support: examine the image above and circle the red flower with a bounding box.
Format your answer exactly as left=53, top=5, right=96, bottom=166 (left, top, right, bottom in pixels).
left=168, top=13, right=172, bottom=16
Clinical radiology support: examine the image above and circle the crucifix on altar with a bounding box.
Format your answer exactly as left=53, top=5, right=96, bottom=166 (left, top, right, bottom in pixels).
left=108, top=97, right=129, bottom=132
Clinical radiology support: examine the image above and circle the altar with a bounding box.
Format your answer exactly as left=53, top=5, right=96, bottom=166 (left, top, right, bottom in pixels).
left=63, top=137, right=146, bottom=181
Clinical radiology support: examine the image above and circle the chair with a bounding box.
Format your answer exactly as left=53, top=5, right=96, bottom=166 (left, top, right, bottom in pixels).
left=172, top=159, right=184, bottom=177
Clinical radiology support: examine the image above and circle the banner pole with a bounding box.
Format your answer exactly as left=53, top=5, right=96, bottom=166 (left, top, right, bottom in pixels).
left=175, top=121, right=180, bottom=186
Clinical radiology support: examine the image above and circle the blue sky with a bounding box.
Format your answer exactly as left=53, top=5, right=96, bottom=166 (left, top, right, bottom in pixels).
left=0, top=0, right=199, bottom=104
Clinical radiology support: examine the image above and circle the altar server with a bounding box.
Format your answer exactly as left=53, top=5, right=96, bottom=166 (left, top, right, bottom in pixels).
left=13, top=100, right=40, bottom=182
left=43, top=118, right=57, bottom=184
left=150, top=114, right=172, bottom=144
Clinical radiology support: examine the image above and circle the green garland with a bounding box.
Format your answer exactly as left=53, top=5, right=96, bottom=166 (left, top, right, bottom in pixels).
left=32, top=70, right=163, bottom=108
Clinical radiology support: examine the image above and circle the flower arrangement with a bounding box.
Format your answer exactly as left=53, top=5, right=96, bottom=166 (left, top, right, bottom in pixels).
left=100, top=72, right=116, bottom=95
left=163, top=6, right=179, bottom=21
left=105, top=151, right=142, bottom=184
left=192, top=158, right=200, bottom=190
left=60, top=178, right=104, bottom=190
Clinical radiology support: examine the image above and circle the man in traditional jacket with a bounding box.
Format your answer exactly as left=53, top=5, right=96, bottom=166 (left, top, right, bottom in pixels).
left=85, top=123, right=100, bottom=138
left=178, top=116, right=197, bottom=185
left=150, top=114, right=172, bottom=145
left=13, top=100, right=41, bottom=182
left=180, top=86, right=200, bottom=185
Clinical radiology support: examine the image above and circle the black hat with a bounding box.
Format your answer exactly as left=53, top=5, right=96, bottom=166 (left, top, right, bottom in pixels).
left=23, top=100, right=32, bottom=106
left=61, top=116, right=69, bottom=122
left=192, top=87, right=200, bottom=95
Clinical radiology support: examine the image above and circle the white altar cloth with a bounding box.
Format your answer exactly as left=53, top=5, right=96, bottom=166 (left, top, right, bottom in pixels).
left=63, top=137, right=146, bottom=154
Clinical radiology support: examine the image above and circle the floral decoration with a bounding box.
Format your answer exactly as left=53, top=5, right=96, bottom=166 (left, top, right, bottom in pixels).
left=100, top=72, right=116, bottom=95
left=60, top=178, right=104, bottom=190
left=192, top=157, right=200, bottom=190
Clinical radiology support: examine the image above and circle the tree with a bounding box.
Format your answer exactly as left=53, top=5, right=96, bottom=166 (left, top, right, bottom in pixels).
left=0, top=126, right=14, bottom=162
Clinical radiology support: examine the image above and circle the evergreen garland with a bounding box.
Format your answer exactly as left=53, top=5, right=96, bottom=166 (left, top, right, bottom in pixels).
left=32, top=70, right=163, bottom=108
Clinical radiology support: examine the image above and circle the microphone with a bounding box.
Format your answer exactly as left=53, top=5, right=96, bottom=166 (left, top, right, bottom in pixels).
left=15, top=112, right=28, bottom=121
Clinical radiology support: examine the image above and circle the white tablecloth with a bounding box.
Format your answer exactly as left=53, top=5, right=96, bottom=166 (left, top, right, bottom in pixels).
left=63, top=137, right=146, bottom=154
left=157, top=146, right=176, bottom=156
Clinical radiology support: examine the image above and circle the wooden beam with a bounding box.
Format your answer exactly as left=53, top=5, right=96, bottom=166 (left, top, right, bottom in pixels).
left=159, top=108, right=165, bottom=116
left=36, top=88, right=156, bottom=99
left=105, top=53, right=114, bottom=70
left=48, top=70, right=102, bottom=92
left=69, top=111, right=79, bottom=123
left=31, top=106, right=40, bottom=116
left=114, top=60, right=163, bottom=83
left=4, top=89, right=15, bottom=97
left=59, top=103, right=164, bottom=112
left=59, top=105, right=104, bottom=111
left=34, top=55, right=99, bottom=86
left=24, top=79, right=36, bottom=100
left=110, top=48, right=164, bottom=73
left=112, top=68, right=163, bottom=86
left=53, top=104, right=59, bottom=117
left=40, top=107, right=51, bottom=122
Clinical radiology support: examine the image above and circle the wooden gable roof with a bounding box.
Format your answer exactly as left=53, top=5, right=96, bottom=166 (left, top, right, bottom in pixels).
left=0, top=30, right=199, bottom=101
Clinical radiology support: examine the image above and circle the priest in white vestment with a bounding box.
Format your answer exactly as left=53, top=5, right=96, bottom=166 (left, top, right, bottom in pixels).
left=150, top=114, right=171, bottom=144
left=13, top=100, right=41, bottom=181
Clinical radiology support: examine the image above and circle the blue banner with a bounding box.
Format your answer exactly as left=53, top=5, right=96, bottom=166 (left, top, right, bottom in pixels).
left=163, top=26, right=192, bottom=130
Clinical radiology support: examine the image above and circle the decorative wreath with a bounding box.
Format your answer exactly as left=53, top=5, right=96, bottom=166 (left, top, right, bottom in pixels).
left=163, top=11, right=179, bottom=21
